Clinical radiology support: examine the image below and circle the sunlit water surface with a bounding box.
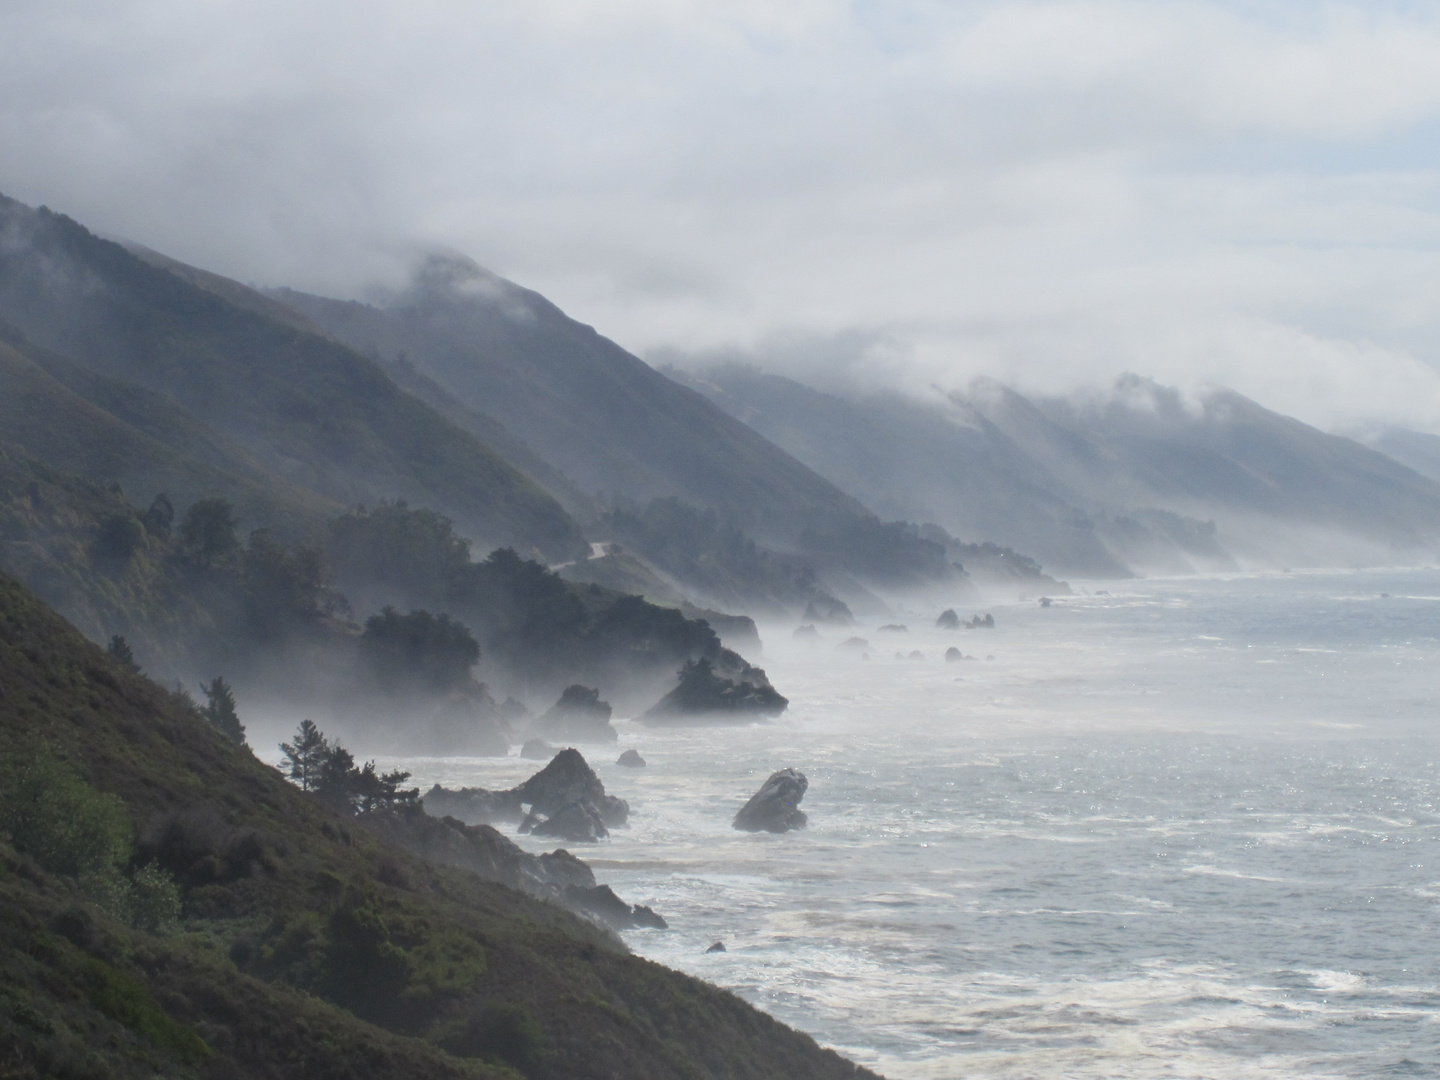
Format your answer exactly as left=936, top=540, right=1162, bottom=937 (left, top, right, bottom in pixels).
left=374, top=571, right=1440, bottom=1078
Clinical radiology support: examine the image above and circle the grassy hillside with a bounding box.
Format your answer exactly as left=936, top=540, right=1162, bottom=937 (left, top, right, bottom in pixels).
left=0, top=195, right=586, bottom=562
left=0, top=325, right=336, bottom=545
left=0, top=569, right=877, bottom=1079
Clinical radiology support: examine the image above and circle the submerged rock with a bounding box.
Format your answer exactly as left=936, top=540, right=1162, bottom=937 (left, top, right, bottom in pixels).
left=733, top=768, right=808, bottom=833
left=521, top=737, right=555, bottom=760
left=532, top=684, right=618, bottom=743
left=878, top=623, right=908, bottom=633
left=641, top=657, right=788, bottom=724
left=936, top=609, right=960, bottom=630
left=616, top=749, right=646, bottom=768
left=1039, top=596, right=1053, bottom=607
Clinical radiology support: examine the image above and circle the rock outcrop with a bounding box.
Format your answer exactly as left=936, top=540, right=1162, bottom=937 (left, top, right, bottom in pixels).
left=564, top=884, right=668, bottom=930
left=966, top=613, right=996, bottom=629
left=733, top=768, right=809, bottom=833
left=531, top=800, right=610, bottom=843
left=522, top=737, right=556, bottom=760
left=517, top=748, right=630, bottom=827
left=616, top=749, right=646, bottom=768
left=421, top=783, right=524, bottom=824
left=422, top=748, right=629, bottom=842
left=532, top=684, right=618, bottom=743
left=936, top=609, right=960, bottom=630
left=792, top=624, right=820, bottom=641
left=641, top=657, right=788, bottom=724
left=878, top=623, right=908, bottom=633
left=356, top=807, right=663, bottom=932
left=837, top=636, right=870, bottom=652
left=944, top=646, right=962, bottom=662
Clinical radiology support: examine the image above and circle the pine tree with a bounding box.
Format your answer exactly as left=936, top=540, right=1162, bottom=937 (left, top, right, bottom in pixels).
left=279, top=720, right=329, bottom=792
left=106, top=634, right=141, bottom=674
left=200, top=676, right=246, bottom=746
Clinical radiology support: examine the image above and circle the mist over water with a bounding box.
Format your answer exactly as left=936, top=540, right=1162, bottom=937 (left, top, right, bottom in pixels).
left=365, top=570, right=1440, bottom=1078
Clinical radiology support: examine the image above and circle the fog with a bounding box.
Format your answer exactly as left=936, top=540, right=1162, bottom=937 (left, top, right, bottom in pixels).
left=4, top=1, right=1440, bottom=434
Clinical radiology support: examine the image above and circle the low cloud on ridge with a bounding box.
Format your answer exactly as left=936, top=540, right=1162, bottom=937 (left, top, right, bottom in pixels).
left=3, top=0, right=1440, bottom=432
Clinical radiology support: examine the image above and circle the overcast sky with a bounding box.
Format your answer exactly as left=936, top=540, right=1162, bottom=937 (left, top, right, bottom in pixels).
left=4, top=0, right=1440, bottom=431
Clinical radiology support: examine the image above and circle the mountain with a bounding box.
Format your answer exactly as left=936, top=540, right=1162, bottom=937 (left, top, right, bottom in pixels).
left=0, top=195, right=586, bottom=561
left=272, top=258, right=953, bottom=573
left=676, top=364, right=1440, bottom=576
left=273, top=256, right=872, bottom=536
left=0, top=567, right=876, bottom=1079
left=1364, top=426, right=1440, bottom=484
left=670, top=364, right=1133, bottom=577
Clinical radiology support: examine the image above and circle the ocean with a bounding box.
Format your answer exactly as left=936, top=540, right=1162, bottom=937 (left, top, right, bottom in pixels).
left=386, top=569, right=1440, bottom=1078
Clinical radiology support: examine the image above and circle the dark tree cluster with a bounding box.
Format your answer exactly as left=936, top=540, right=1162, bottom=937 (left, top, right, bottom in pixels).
left=797, top=510, right=952, bottom=585
left=359, top=607, right=479, bottom=695
left=280, top=719, right=419, bottom=815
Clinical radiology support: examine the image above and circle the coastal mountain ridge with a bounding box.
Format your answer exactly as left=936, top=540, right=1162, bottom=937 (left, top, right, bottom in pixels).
left=673, top=363, right=1440, bottom=577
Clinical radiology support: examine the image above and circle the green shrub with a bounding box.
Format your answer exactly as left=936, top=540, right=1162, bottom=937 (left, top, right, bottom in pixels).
left=82, top=955, right=210, bottom=1063
left=0, top=742, right=131, bottom=880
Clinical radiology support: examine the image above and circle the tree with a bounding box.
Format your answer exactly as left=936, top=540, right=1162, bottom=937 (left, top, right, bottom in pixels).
left=201, top=676, right=246, bottom=746
left=142, top=493, right=174, bottom=539
left=107, top=634, right=141, bottom=674
left=242, top=529, right=329, bottom=640
left=359, top=607, right=479, bottom=694
left=181, top=497, right=239, bottom=563
left=93, top=513, right=145, bottom=565
left=279, top=719, right=329, bottom=792
left=313, top=742, right=358, bottom=811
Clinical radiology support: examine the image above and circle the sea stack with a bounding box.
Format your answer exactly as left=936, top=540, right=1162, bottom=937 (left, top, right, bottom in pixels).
left=733, top=769, right=808, bottom=833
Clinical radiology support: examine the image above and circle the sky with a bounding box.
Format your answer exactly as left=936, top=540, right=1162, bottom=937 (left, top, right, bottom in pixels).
left=3, top=0, right=1440, bottom=432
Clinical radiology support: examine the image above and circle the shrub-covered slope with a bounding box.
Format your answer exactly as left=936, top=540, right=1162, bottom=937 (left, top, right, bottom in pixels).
left=0, top=325, right=336, bottom=544
left=0, top=570, right=877, bottom=1079
left=0, top=194, right=586, bottom=562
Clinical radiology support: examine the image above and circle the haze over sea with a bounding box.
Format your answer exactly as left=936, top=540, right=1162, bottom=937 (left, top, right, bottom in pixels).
left=394, top=570, right=1440, bottom=1078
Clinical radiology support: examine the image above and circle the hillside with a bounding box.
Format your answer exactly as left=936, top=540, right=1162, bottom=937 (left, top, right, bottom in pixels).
left=672, top=364, right=1133, bottom=577
left=677, top=364, right=1440, bottom=575
left=0, top=324, right=335, bottom=544
left=273, top=256, right=874, bottom=541
left=0, top=568, right=878, bottom=1079
left=0, top=195, right=586, bottom=562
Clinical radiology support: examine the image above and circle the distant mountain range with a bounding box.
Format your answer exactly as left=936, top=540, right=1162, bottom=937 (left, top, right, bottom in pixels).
left=672, top=365, right=1440, bottom=577
left=4, top=188, right=1439, bottom=631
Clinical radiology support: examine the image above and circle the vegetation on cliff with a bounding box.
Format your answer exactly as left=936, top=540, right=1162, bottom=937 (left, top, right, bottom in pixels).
left=0, top=569, right=876, bottom=1079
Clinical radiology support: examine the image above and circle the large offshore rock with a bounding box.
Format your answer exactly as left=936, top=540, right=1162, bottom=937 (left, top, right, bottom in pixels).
left=616, top=749, right=646, bottom=768
left=532, top=685, right=618, bottom=744
left=733, top=769, right=809, bottom=833
left=642, top=657, right=788, bottom=724
left=517, top=749, right=629, bottom=827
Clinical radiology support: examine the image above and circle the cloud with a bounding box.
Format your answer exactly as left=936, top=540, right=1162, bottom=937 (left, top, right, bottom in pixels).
left=3, top=0, right=1440, bottom=431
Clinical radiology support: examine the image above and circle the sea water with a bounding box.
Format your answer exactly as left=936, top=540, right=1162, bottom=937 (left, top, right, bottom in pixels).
left=392, top=570, right=1440, bottom=1078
